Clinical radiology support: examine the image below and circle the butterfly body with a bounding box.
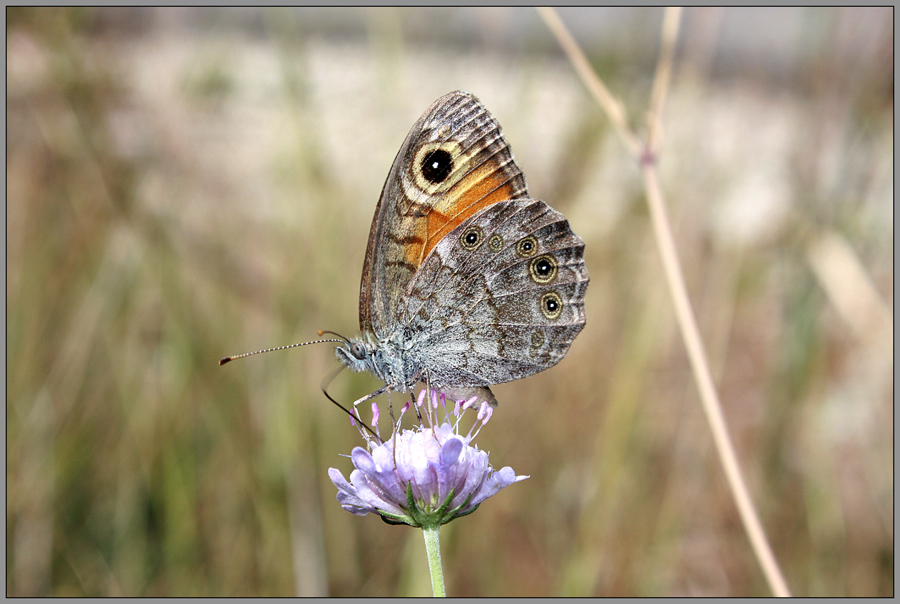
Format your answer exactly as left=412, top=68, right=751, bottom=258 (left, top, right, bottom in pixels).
left=336, top=91, right=588, bottom=406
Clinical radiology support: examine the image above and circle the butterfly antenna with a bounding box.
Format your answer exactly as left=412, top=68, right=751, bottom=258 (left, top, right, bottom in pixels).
left=317, top=330, right=351, bottom=343
left=219, top=338, right=345, bottom=365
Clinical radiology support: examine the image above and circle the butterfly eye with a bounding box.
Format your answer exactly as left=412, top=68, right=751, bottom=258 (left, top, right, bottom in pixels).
left=515, top=236, right=538, bottom=257
left=540, top=292, right=563, bottom=320
left=350, top=342, right=367, bottom=360
left=529, top=255, right=558, bottom=284
left=421, top=148, right=454, bottom=184
left=460, top=226, right=484, bottom=250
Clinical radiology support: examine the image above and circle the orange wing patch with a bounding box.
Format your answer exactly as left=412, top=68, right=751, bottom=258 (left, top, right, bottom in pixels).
left=403, top=162, right=517, bottom=266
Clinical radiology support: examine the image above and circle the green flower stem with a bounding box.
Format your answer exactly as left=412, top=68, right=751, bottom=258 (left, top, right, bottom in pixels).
left=422, top=524, right=446, bottom=597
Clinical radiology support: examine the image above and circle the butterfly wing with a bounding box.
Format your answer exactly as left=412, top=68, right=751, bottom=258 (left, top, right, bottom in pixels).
left=359, top=91, right=528, bottom=337
left=398, top=198, right=589, bottom=387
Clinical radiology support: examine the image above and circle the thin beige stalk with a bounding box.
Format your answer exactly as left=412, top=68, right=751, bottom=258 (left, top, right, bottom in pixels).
left=537, top=7, right=642, bottom=157
left=646, top=8, right=681, bottom=152
left=538, top=6, right=791, bottom=597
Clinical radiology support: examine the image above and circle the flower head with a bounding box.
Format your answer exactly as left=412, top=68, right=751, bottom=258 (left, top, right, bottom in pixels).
left=328, top=390, right=528, bottom=528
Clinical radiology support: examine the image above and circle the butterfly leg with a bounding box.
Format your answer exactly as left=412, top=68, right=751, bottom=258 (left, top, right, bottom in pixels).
left=347, top=385, right=390, bottom=444
left=420, top=369, right=435, bottom=427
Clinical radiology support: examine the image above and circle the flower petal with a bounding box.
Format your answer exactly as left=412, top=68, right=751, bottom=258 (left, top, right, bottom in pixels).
left=330, top=405, right=527, bottom=527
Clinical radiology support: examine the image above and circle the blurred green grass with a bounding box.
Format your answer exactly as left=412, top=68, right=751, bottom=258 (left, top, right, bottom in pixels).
left=6, top=7, right=893, bottom=597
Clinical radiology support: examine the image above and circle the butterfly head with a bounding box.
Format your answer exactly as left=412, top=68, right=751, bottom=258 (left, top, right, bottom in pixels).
left=336, top=332, right=427, bottom=396
left=334, top=336, right=376, bottom=375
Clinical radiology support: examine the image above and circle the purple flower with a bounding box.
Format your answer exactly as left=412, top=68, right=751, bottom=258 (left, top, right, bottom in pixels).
left=328, top=390, right=528, bottom=528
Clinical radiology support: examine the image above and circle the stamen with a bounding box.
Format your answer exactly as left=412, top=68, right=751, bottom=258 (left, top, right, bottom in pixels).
left=465, top=416, right=477, bottom=441
left=396, top=401, right=410, bottom=431
left=451, top=399, right=465, bottom=432
left=427, top=390, right=440, bottom=437
left=464, top=402, right=488, bottom=441
left=481, top=404, right=493, bottom=425
left=438, top=393, right=449, bottom=419
left=371, top=401, right=381, bottom=440
left=453, top=398, right=463, bottom=416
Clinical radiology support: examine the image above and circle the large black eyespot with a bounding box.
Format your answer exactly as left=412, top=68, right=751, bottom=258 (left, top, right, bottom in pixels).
left=460, top=226, right=483, bottom=250
left=529, top=255, right=558, bottom=284
left=540, top=292, right=563, bottom=320
left=421, top=149, right=454, bottom=184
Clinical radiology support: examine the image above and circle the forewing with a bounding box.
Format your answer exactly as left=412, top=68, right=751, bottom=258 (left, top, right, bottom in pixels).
left=359, top=91, right=528, bottom=337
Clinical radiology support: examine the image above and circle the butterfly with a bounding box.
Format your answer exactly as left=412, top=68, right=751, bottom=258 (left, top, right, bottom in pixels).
left=333, top=90, right=589, bottom=409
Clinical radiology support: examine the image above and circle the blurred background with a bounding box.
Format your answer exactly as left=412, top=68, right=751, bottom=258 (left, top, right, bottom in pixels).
left=6, top=7, right=893, bottom=596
